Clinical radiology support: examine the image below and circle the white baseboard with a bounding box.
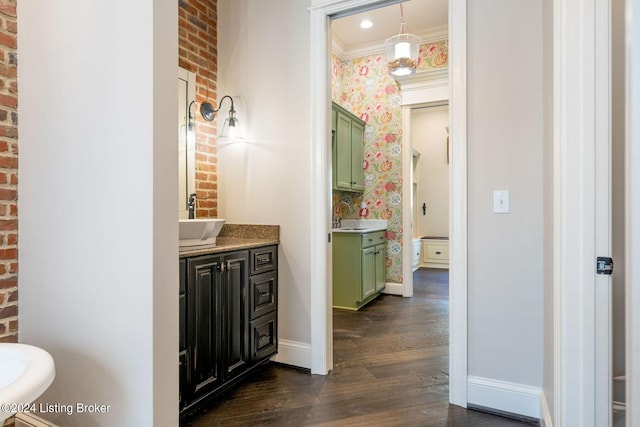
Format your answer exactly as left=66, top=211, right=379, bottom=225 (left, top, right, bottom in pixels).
left=420, top=262, right=449, bottom=269
left=467, top=375, right=541, bottom=419
left=271, top=339, right=311, bottom=370
left=381, top=282, right=403, bottom=295
left=15, top=412, right=58, bottom=427
left=540, top=390, right=553, bottom=427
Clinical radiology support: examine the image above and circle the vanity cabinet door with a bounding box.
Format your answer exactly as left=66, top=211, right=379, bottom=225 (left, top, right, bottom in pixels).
left=222, top=251, right=250, bottom=381
left=374, top=243, right=386, bottom=293
left=350, top=119, right=364, bottom=192
left=361, top=246, right=377, bottom=301
left=187, top=255, right=224, bottom=399
left=335, top=111, right=353, bottom=190
left=332, top=103, right=365, bottom=193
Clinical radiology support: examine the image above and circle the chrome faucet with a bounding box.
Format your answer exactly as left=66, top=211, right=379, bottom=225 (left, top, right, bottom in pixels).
left=333, top=201, right=353, bottom=228
left=188, top=193, right=197, bottom=219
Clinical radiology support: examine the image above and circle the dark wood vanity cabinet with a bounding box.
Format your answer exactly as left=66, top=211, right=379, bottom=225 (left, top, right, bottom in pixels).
left=179, top=246, right=278, bottom=419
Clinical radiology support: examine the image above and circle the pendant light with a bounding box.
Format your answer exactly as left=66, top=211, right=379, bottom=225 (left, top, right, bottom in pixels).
left=384, top=3, right=421, bottom=78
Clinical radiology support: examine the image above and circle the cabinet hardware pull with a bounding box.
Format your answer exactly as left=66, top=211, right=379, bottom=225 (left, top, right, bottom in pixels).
left=258, top=335, right=271, bottom=342
left=435, top=251, right=441, bottom=255
left=368, top=239, right=373, bottom=242
left=219, top=262, right=225, bottom=273
left=259, top=292, right=271, bottom=298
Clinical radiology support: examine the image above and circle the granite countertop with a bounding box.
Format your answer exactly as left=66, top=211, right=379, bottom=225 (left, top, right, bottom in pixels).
left=179, top=224, right=279, bottom=258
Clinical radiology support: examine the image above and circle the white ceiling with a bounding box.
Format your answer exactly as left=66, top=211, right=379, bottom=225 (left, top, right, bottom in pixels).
left=331, top=0, right=448, bottom=56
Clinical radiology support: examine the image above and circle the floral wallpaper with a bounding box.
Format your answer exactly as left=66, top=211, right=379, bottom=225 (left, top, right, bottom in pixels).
left=332, top=39, right=448, bottom=283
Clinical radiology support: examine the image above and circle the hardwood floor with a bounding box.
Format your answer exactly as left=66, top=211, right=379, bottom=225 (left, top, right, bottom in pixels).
left=184, top=268, right=536, bottom=426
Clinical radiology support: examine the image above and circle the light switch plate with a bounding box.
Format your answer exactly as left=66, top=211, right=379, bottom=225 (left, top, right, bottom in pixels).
left=493, top=190, right=510, bottom=213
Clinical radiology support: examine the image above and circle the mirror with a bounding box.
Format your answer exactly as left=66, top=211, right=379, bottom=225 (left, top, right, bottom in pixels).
left=178, top=67, right=196, bottom=219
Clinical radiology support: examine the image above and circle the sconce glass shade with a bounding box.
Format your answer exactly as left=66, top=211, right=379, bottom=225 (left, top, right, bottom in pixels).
left=218, top=112, right=243, bottom=141
left=385, top=33, right=421, bottom=77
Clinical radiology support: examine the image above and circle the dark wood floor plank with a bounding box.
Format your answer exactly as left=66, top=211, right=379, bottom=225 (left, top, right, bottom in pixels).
left=184, top=268, right=537, bottom=427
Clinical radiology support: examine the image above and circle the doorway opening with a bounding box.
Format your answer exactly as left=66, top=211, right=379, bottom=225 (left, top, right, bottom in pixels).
left=318, top=0, right=467, bottom=407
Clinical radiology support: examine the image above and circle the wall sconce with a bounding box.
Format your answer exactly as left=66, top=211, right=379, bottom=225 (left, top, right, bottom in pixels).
left=187, top=101, right=195, bottom=132
left=200, top=95, right=243, bottom=140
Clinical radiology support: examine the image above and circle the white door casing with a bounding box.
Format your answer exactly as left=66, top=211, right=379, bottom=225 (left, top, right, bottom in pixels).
left=553, top=0, right=612, bottom=424
left=308, top=0, right=468, bottom=408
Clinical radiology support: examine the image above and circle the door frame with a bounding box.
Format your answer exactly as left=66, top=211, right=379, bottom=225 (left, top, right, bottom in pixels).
left=553, top=0, right=612, bottom=424
left=308, top=0, right=468, bottom=407
left=626, top=0, right=640, bottom=424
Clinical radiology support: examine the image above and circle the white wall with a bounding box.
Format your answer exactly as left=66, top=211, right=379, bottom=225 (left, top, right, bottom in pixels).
left=467, top=0, right=543, bottom=399
left=411, top=106, right=449, bottom=238
left=17, top=1, right=178, bottom=425
left=217, top=0, right=312, bottom=361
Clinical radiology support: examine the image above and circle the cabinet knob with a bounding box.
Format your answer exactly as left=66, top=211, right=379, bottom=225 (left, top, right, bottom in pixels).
left=435, top=251, right=441, bottom=255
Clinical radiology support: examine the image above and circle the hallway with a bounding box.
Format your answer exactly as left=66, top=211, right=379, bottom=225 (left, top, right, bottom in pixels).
left=185, top=269, right=534, bottom=426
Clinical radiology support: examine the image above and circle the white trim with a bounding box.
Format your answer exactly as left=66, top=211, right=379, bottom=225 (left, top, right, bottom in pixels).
left=334, top=26, right=449, bottom=61
left=310, top=1, right=467, bottom=408
left=626, top=0, right=640, bottom=424
left=449, top=0, right=468, bottom=408
left=401, top=105, right=414, bottom=298
left=271, top=339, right=312, bottom=370
left=421, top=262, right=449, bottom=269
left=553, top=0, right=611, bottom=424
left=399, top=69, right=449, bottom=107
left=467, top=376, right=541, bottom=419
left=540, top=391, right=554, bottom=427
left=309, top=8, right=332, bottom=375
left=381, top=281, right=403, bottom=295
left=14, top=413, right=58, bottom=427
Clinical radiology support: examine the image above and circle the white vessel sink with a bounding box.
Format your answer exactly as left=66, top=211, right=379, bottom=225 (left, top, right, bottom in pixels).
left=179, top=219, right=225, bottom=247
left=0, top=343, right=55, bottom=424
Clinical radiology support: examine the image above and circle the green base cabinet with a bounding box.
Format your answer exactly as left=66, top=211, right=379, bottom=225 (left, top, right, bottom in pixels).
left=333, top=231, right=386, bottom=310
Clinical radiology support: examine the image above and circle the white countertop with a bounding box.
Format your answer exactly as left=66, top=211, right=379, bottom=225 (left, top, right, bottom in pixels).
left=332, top=219, right=387, bottom=234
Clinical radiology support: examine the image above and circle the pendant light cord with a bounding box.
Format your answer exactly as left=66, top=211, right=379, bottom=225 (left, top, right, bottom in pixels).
left=399, top=3, right=406, bottom=35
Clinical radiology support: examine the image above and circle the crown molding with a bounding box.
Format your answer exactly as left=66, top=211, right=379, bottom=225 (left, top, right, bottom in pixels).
left=396, top=67, right=449, bottom=88
left=332, top=25, right=448, bottom=60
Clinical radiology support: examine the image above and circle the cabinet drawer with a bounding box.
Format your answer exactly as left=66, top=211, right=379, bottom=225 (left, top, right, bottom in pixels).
left=250, top=270, right=277, bottom=320
left=361, top=231, right=385, bottom=248
left=423, top=242, right=449, bottom=262
left=250, top=311, right=277, bottom=360
left=250, top=246, right=278, bottom=275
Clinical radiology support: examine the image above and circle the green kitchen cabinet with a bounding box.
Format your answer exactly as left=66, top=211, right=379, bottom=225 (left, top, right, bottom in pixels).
left=332, top=102, right=365, bottom=193
left=333, top=230, right=386, bottom=310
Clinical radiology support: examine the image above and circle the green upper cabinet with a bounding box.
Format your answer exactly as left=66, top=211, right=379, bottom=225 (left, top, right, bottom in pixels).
left=332, top=102, right=365, bottom=193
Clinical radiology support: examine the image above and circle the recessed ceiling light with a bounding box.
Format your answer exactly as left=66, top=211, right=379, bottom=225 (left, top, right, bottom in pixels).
left=360, top=19, right=373, bottom=29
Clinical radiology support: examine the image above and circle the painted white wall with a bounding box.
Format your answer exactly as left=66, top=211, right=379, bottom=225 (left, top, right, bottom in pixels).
left=467, top=0, right=543, bottom=390
left=217, top=0, right=312, bottom=356
left=411, top=106, right=449, bottom=238
left=17, top=1, right=178, bottom=426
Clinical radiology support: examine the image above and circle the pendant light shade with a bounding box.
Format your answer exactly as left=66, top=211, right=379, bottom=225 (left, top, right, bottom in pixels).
left=385, top=4, right=420, bottom=78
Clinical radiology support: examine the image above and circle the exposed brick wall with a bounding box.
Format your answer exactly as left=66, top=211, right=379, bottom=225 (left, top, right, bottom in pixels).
left=0, top=0, right=17, bottom=344
left=178, top=0, right=218, bottom=218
